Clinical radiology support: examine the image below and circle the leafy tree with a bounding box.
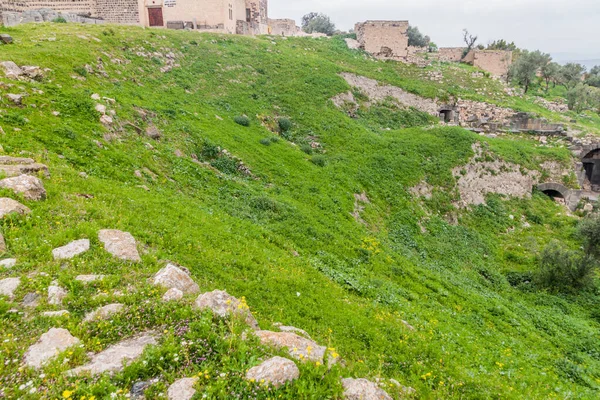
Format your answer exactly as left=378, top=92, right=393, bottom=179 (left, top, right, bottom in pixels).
left=540, top=60, right=560, bottom=93
left=487, top=39, right=517, bottom=51
left=579, top=213, right=600, bottom=257
left=566, top=83, right=594, bottom=112
left=535, top=241, right=596, bottom=293
left=301, top=12, right=336, bottom=36
left=407, top=25, right=430, bottom=48
left=461, top=29, right=478, bottom=59
left=560, top=63, right=586, bottom=89
left=510, top=50, right=548, bottom=93
left=586, top=65, right=600, bottom=88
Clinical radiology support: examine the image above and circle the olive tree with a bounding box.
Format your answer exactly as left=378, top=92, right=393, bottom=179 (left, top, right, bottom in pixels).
left=301, top=12, right=336, bottom=36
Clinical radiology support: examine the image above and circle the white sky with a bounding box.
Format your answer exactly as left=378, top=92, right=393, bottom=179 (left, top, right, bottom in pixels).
left=269, top=0, right=600, bottom=62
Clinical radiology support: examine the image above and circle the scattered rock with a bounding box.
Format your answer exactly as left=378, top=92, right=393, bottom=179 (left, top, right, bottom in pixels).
left=146, top=125, right=161, bottom=140
left=21, top=66, right=42, bottom=79
left=1, top=61, right=23, bottom=79
left=100, top=114, right=113, bottom=125
left=98, top=229, right=141, bottom=262
left=274, top=323, right=312, bottom=339
left=95, top=103, right=107, bottom=114
left=52, top=239, right=90, bottom=260
left=42, top=310, right=70, bottom=317
left=22, top=292, right=40, bottom=308
left=84, top=303, right=124, bottom=322
left=246, top=356, right=299, bottom=387
left=48, top=284, right=68, bottom=305
left=0, top=258, right=16, bottom=269
left=167, top=377, right=198, bottom=400
left=0, top=34, right=13, bottom=45
left=7, top=93, right=23, bottom=105
left=75, top=275, right=105, bottom=283
left=68, top=332, right=157, bottom=375
left=0, top=156, right=49, bottom=178
left=91, top=93, right=101, bottom=100
left=254, top=331, right=326, bottom=363
left=0, top=198, right=31, bottom=218
left=341, top=378, right=392, bottom=400
left=0, top=277, right=20, bottom=298
left=153, top=264, right=199, bottom=294
left=584, top=203, right=594, bottom=213
left=345, top=38, right=360, bottom=50
left=23, top=328, right=80, bottom=369
left=195, top=290, right=259, bottom=330
left=162, top=288, right=184, bottom=301
left=131, top=380, right=154, bottom=399
left=0, top=232, right=5, bottom=253
left=0, top=174, right=46, bottom=200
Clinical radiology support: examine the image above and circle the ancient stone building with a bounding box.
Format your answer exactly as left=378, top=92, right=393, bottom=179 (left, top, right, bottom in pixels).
left=355, top=20, right=409, bottom=60
left=438, top=47, right=465, bottom=62
left=268, top=18, right=298, bottom=36
left=464, top=50, right=513, bottom=78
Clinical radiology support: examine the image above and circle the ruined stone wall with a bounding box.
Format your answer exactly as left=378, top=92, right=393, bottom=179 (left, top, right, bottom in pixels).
left=2, top=0, right=94, bottom=14
left=439, top=47, right=465, bottom=62
left=95, top=0, right=138, bottom=23
left=468, top=50, right=513, bottom=77
left=1, top=8, right=104, bottom=25
left=268, top=18, right=297, bottom=36
left=245, top=0, right=267, bottom=33
left=355, top=20, right=409, bottom=59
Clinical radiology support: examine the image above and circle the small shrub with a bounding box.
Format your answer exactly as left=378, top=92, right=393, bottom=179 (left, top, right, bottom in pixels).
left=234, top=115, right=250, bottom=127
left=102, top=28, right=116, bottom=36
left=310, top=155, right=327, bottom=167
left=52, top=16, right=67, bottom=23
left=270, top=136, right=280, bottom=143
left=578, top=214, right=600, bottom=258
left=278, top=117, right=292, bottom=133
left=300, top=144, right=313, bottom=155
left=535, top=241, right=596, bottom=293
left=259, top=138, right=271, bottom=146
left=73, top=66, right=88, bottom=77
left=201, top=139, right=220, bottom=159
left=210, top=157, right=239, bottom=175
left=250, top=197, right=282, bottom=213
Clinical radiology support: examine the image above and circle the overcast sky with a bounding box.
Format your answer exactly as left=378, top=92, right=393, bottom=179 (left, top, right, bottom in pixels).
left=270, top=0, right=600, bottom=64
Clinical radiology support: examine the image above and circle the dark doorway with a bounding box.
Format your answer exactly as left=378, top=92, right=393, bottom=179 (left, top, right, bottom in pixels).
left=542, top=190, right=566, bottom=204
left=148, top=8, right=164, bottom=27
left=582, top=149, right=600, bottom=190
left=439, top=109, right=453, bottom=123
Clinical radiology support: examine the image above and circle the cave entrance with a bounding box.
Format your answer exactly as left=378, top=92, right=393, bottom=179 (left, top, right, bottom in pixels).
left=582, top=148, right=600, bottom=191
left=438, top=108, right=455, bottom=123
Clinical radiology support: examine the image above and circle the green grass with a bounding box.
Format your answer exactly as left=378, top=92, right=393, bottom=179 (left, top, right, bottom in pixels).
left=0, top=23, right=599, bottom=399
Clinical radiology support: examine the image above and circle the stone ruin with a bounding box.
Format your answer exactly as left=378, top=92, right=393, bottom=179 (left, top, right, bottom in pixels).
left=463, top=50, right=513, bottom=78
left=1, top=8, right=105, bottom=26
left=355, top=20, right=409, bottom=60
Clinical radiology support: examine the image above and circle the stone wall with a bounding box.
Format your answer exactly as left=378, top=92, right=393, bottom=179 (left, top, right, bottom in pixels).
left=268, top=18, right=297, bottom=36
left=1, top=0, right=95, bottom=14
left=466, top=50, right=513, bottom=78
left=95, top=0, right=138, bottom=24
left=438, top=47, right=465, bottom=62
left=1, top=8, right=104, bottom=26
left=355, top=20, right=409, bottom=59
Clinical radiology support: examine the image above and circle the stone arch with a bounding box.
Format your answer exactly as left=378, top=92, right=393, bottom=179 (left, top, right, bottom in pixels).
left=535, top=183, right=581, bottom=211
left=438, top=105, right=457, bottom=123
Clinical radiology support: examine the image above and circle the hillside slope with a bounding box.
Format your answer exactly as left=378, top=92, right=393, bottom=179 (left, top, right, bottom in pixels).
left=0, top=23, right=599, bottom=399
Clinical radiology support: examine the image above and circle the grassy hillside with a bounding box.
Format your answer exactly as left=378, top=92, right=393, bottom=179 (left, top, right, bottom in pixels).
left=0, top=23, right=599, bottom=399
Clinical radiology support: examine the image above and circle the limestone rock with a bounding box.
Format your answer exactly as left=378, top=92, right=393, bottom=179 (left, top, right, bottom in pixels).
left=98, top=229, right=141, bottom=262
left=153, top=264, right=199, bottom=294
left=0, top=175, right=46, bottom=200
left=95, top=103, right=107, bottom=114
left=48, top=285, right=68, bottom=305
left=100, top=114, right=113, bottom=125
left=21, top=66, right=43, bottom=79
left=68, top=332, right=157, bottom=375
left=0, top=156, right=49, bottom=178
left=0, top=277, right=20, bottom=298
left=167, top=377, right=198, bottom=400
left=23, top=328, right=80, bottom=369
left=75, top=275, right=105, bottom=283
left=7, top=94, right=23, bottom=105
left=341, top=378, right=392, bottom=400
left=162, top=288, right=183, bottom=301
left=84, top=303, right=124, bottom=322
left=1, top=61, right=23, bottom=79
left=52, top=239, right=90, bottom=260
left=0, top=34, right=13, bottom=44
left=274, top=323, right=312, bottom=339
left=42, top=310, right=70, bottom=317
left=146, top=125, right=161, bottom=140
left=0, top=232, right=5, bottom=253
left=131, top=381, right=154, bottom=399
left=0, top=198, right=31, bottom=218
left=195, top=290, right=259, bottom=330
left=22, top=292, right=40, bottom=308
left=0, top=258, right=16, bottom=268
left=246, top=356, right=299, bottom=387
left=254, top=331, right=326, bottom=363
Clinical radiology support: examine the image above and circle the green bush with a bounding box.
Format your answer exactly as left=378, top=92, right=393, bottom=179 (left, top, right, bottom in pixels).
left=259, top=138, right=271, bottom=146
left=278, top=117, right=293, bottom=132
left=52, top=16, right=67, bottom=23
left=73, top=66, right=88, bottom=77
left=535, top=242, right=596, bottom=293
left=300, top=144, right=313, bottom=155
left=310, top=155, right=327, bottom=167
left=578, top=214, right=600, bottom=258
left=201, top=139, right=220, bottom=159
left=210, top=157, right=239, bottom=175
left=234, top=115, right=250, bottom=127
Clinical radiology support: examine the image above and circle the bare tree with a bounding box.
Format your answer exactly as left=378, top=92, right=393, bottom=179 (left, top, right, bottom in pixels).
left=461, top=29, right=478, bottom=60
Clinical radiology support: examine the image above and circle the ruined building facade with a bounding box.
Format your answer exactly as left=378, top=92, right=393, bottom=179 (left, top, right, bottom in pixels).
left=355, top=20, right=409, bottom=60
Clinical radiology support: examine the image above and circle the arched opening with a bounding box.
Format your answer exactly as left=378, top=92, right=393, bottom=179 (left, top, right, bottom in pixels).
left=439, top=109, right=453, bottom=123
left=581, top=148, right=600, bottom=191
left=542, top=189, right=566, bottom=205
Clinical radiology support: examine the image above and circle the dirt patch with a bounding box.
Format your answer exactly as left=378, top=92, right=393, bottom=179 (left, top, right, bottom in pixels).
left=453, top=144, right=540, bottom=207
left=352, top=192, right=370, bottom=224
left=410, top=182, right=433, bottom=200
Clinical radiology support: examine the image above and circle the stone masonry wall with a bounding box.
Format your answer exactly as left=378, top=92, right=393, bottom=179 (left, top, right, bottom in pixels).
left=1, top=8, right=104, bottom=25
left=95, top=0, right=138, bottom=24
left=438, top=47, right=465, bottom=62
left=355, top=20, right=409, bottom=59
left=2, top=0, right=95, bottom=14
left=468, top=50, right=513, bottom=78
left=268, top=18, right=297, bottom=36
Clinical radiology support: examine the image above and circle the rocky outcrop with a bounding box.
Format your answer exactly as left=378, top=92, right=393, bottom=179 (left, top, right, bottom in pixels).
left=254, top=331, right=326, bottom=363
left=98, top=229, right=141, bottom=262
left=68, top=332, right=157, bottom=375
left=341, top=378, right=392, bottom=400
left=0, top=198, right=31, bottom=218
left=167, top=377, right=198, bottom=400
left=246, top=356, right=300, bottom=387
left=0, top=175, right=46, bottom=200
left=52, top=239, right=90, bottom=260
left=195, top=290, right=259, bottom=330
left=1, top=61, right=23, bottom=79
left=153, top=264, right=199, bottom=294
left=84, top=303, right=124, bottom=322
left=0, top=277, right=20, bottom=298
left=23, top=328, right=80, bottom=369
left=0, top=156, right=49, bottom=178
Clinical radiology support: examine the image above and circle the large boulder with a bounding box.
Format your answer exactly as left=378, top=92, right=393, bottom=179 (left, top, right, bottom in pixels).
left=254, top=331, right=326, bottom=363
left=0, top=277, right=20, bottom=298
left=341, top=378, right=392, bottom=400
left=245, top=356, right=299, bottom=387
left=153, top=264, right=199, bottom=294
left=98, top=229, right=141, bottom=262
left=68, top=332, right=157, bottom=375
left=194, top=290, right=259, bottom=330
left=1, top=61, right=23, bottom=79
left=167, top=377, right=198, bottom=400
left=52, top=239, right=90, bottom=260
left=0, top=174, right=46, bottom=200
left=84, top=303, right=124, bottom=322
left=0, top=198, right=31, bottom=219
left=23, top=328, right=80, bottom=369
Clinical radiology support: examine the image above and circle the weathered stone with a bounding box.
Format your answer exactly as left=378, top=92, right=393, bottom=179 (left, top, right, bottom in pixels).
left=167, top=377, right=198, bottom=400
left=246, top=356, right=299, bottom=387
left=195, top=290, right=259, bottom=330
left=22, top=292, right=40, bottom=308
left=48, top=285, right=68, bottom=305
left=0, top=156, right=49, bottom=178
left=0, top=277, right=20, bottom=298
left=7, top=93, right=23, bottom=105
left=1, top=61, right=23, bottom=79
left=84, top=303, right=124, bottom=322
left=162, top=288, right=184, bottom=301
left=68, top=332, right=157, bottom=375
left=131, top=380, right=153, bottom=399
left=0, top=198, right=31, bottom=218
left=75, top=275, right=105, bottom=283
left=42, top=310, right=70, bottom=317
left=341, top=378, right=392, bottom=400
left=153, top=264, right=199, bottom=294
left=100, top=114, right=113, bottom=125
left=91, top=93, right=101, bottom=100
left=0, top=35, right=13, bottom=44
left=21, top=66, right=43, bottom=79
left=146, top=125, right=161, bottom=140
left=274, top=323, right=312, bottom=340
left=0, top=258, right=16, bottom=268
left=23, top=328, right=80, bottom=369
left=0, top=232, right=5, bottom=253
left=52, top=239, right=90, bottom=260
left=98, top=229, right=141, bottom=262
left=254, top=331, right=326, bottom=363
left=95, top=103, right=107, bottom=114
left=0, top=175, right=46, bottom=200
